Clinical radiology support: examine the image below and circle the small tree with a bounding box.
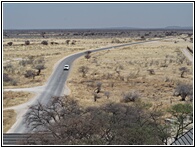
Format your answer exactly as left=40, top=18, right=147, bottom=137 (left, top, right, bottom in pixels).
left=23, top=96, right=168, bottom=145
left=7, top=42, right=13, bottom=46
left=168, top=103, right=193, bottom=140
left=3, top=63, right=14, bottom=73
left=41, top=40, right=48, bottom=45
left=71, top=40, right=76, bottom=45
left=111, top=38, right=121, bottom=43
left=25, top=40, right=30, bottom=45
left=41, top=32, right=46, bottom=38
left=66, top=40, right=70, bottom=45
left=93, top=93, right=99, bottom=102
left=187, top=46, right=193, bottom=53
left=3, top=73, right=13, bottom=82
left=34, top=64, right=45, bottom=76
left=173, top=84, right=192, bottom=101
left=84, top=52, right=91, bottom=61
left=78, top=66, right=89, bottom=77
left=24, top=70, right=36, bottom=79
left=95, top=82, right=102, bottom=93
left=190, top=38, right=193, bottom=43
left=121, top=91, right=140, bottom=103
left=50, top=42, right=58, bottom=45
left=104, top=91, right=110, bottom=99
left=179, top=67, right=189, bottom=78
left=147, top=69, right=155, bottom=75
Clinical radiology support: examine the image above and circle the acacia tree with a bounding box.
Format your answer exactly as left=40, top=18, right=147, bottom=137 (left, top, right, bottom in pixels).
left=41, top=32, right=46, bottom=38
left=66, top=40, right=70, bottom=45
left=34, top=64, right=45, bottom=76
left=23, top=96, right=169, bottom=145
left=95, top=82, right=102, bottom=93
left=25, top=40, right=30, bottom=45
left=173, top=84, right=192, bottom=101
left=41, top=40, right=48, bottom=45
left=179, top=67, right=189, bottom=78
left=78, top=66, right=89, bottom=77
left=121, top=91, right=140, bottom=103
left=84, top=51, right=91, bottom=61
left=7, top=42, right=13, bottom=46
left=168, top=103, right=193, bottom=140
left=24, top=70, right=36, bottom=79
left=104, top=91, right=110, bottom=99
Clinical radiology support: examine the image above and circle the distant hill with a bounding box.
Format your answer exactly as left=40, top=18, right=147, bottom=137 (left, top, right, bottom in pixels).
left=101, top=26, right=193, bottom=30
left=164, top=26, right=193, bottom=30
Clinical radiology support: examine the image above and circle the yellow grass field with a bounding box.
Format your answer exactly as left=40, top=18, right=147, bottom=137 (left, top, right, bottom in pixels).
left=3, top=91, right=34, bottom=108
left=3, top=38, right=130, bottom=88
left=3, top=34, right=193, bottom=132
left=3, top=110, right=16, bottom=133
left=67, top=37, right=193, bottom=113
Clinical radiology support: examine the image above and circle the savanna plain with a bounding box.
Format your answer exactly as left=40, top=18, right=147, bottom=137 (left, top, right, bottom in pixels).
left=3, top=29, right=193, bottom=144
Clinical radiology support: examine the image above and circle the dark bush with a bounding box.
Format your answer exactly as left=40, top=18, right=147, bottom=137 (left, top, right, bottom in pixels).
left=66, top=40, right=70, bottom=45
left=23, top=96, right=168, bottom=145
left=104, top=91, right=110, bottom=99
left=111, top=38, right=120, bottom=43
left=50, top=42, right=58, bottom=45
left=121, top=91, right=140, bottom=103
left=71, top=40, right=76, bottom=45
left=34, top=64, right=45, bottom=75
left=24, top=70, right=36, bottom=79
left=95, top=82, right=102, bottom=93
left=78, top=66, right=89, bottom=77
left=173, top=83, right=192, bottom=101
left=25, top=40, right=30, bottom=45
left=147, top=69, right=155, bottom=75
left=41, top=41, right=48, bottom=45
left=84, top=53, right=91, bottom=60
left=7, top=42, right=13, bottom=46
left=3, top=73, right=13, bottom=82
left=41, top=32, right=46, bottom=38
left=179, top=67, right=189, bottom=78
left=141, top=36, right=145, bottom=39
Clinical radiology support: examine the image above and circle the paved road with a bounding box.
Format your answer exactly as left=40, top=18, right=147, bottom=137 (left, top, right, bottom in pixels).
left=7, top=38, right=164, bottom=133
left=180, top=48, right=193, bottom=62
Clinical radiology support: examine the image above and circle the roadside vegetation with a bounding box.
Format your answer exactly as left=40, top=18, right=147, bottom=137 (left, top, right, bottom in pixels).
left=3, top=110, right=16, bottom=133
left=66, top=36, right=193, bottom=144
left=21, top=96, right=192, bottom=145
left=67, top=37, right=193, bottom=108
left=3, top=91, right=34, bottom=108
left=3, top=38, right=122, bottom=88
left=3, top=30, right=193, bottom=144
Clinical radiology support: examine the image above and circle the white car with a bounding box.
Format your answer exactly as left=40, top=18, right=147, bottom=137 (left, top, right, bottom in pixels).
left=64, top=65, right=69, bottom=70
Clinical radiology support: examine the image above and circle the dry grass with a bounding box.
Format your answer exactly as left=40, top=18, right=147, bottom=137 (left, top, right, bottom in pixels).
left=3, top=91, right=34, bottom=108
left=3, top=110, right=16, bottom=133
left=67, top=37, right=193, bottom=112
left=3, top=35, right=192, bottom=133
left=3, top=38, right=128, bottom=88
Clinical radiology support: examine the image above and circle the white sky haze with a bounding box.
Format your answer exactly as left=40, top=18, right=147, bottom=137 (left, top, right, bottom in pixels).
left=3, top=2, right=193, bottom=29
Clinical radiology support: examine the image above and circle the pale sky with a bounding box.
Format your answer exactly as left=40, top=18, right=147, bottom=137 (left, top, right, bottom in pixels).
left=3, top=2, right=193, bottom=29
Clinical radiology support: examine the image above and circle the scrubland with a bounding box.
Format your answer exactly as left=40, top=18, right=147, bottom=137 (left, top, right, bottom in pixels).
left=3, top=29, right=193, bottom=135
left=67, top=37, right=193, bottom=115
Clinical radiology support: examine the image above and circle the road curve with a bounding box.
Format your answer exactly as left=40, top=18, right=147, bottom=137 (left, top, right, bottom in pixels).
left=6, top=38, right=165, bottom=133
left=180, top=48, right=193, bottom=62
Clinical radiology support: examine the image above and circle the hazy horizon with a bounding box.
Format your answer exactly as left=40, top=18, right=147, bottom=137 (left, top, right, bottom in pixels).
left=3, top=2, right=193, bottom=30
